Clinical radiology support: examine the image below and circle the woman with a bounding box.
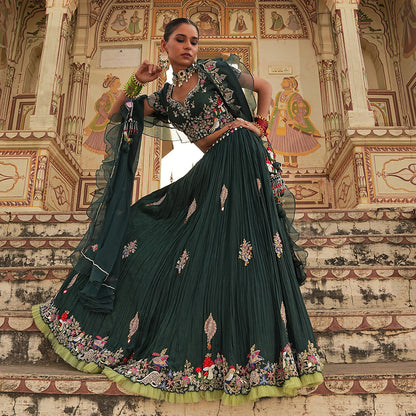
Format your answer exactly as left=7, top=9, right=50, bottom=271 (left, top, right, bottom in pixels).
left=33, top=18, right=323, bottom=404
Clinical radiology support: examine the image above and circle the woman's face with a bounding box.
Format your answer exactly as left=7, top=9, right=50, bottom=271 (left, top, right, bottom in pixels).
left=161, top=23, right=199, bottom=71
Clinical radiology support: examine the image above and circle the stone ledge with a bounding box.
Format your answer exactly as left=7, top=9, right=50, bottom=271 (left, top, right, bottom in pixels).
left=1, top=266, right=415, bottom=282
left=1, top=311, right=415, bottom=333
left=0, top=208, right=414, bottom=224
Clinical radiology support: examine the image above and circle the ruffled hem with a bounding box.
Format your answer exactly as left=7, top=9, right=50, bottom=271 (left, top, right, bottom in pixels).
left=103, top=367, right=323, bottom=405
left=32, top=304, right=102, bottom=374
left=33, top=304, right=323, bottom=405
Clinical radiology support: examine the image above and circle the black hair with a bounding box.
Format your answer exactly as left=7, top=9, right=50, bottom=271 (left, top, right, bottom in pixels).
left=163, top=18, right=199, bottom=41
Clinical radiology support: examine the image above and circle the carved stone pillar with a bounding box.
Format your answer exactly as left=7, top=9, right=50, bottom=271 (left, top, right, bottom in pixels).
left=33, top=154, right=49, bottom=208
left=318, top=59, right=344, bottom=152
left=63, top=62, right=90, bottom=154
left=353, top=150, right=368, bottom=204
left=29, top=0, right=77, bottom=131
left=327, top=0, right=375, bottom=128
left=0, top=65, right=15, bottom=129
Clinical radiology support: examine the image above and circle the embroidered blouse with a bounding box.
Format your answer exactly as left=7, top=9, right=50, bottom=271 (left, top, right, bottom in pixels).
left=147, top=64, right=242, bottom=143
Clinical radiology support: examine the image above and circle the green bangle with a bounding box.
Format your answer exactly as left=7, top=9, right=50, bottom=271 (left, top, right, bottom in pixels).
left=124, top=74, right=145, bottom=97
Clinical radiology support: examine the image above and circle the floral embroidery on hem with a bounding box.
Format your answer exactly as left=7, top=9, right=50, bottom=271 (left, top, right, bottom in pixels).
left=122, top=240, right=138, bottom=259
left=113, top=341, right=322, bottom=396
left=39, top=300, right=124, bottom=367
left=238, top=239, right=253, bottom=266
left=176, top=250, right=189, bottom=274
left=274, top=232, right=283, bottom=258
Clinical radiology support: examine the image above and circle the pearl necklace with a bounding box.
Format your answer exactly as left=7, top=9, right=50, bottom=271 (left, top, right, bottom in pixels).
left=172, top=63, right=197, bottom=87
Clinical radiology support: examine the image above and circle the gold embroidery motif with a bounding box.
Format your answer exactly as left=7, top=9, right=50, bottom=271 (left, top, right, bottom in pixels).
left=220, top=184, right=228, bottom=211
left=204, top=313, right=217, bottom=350
left=128, top=312, right=139, bottom=343
left=176, top=249, right=189, bottom=274
left=256, top=178, right=261, bottom=192
left=185, top=198, right=197, bottom=223
left=274, top=232, right=283, bottom=258
left=238, top=239, right=253, bottom=266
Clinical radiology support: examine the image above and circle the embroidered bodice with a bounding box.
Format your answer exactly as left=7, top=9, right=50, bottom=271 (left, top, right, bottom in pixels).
left=147, top=67, right=239, bottom=142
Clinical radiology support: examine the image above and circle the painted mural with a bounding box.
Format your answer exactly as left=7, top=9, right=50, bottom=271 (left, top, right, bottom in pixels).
left=0, top=0, right=12, bottom=69
left=269, top=77, right=321, bottom=168
left=401, top=0, right=416, bottom=58
left=83, top=74, right=121, bottom=155
left=260, top=5, right=308, bottom=39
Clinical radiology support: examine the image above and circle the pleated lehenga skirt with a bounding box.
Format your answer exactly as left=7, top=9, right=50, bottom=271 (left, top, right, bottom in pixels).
left=33, top=126, right=323, bottom=405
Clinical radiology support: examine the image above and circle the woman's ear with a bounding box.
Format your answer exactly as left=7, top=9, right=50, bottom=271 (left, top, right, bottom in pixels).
left=160, top=39, right=167, bottom=53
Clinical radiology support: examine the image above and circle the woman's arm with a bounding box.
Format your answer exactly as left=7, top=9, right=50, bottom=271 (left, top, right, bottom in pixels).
left=108, top=60, right=162, bottom=119
left=252, top=75, right=273, bottom=120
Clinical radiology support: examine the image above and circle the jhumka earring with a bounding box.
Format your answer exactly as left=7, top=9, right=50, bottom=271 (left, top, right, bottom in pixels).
left=159, top=51, right=169, bottom=69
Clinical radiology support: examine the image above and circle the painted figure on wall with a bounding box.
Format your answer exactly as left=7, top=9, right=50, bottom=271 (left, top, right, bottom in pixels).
left=111, top=10, right=127, bottom=34
left=83, top=75, right=121, bottom=155
left=159, top=13, right=172, bottom=33
left=234, top=12, right=247, bottom=32
left=195, top=13, right=219, bottom=36
left=401, top=0, right=416, bottom=58
left=286, top=11, right=301, bottom=32
left=270, top=11, right=285, bottom=32
left=126, top=10, right=141, bottom=34
left=89, top=0, right=101, bottom=27
left=269, top=77, right=321, bottom=168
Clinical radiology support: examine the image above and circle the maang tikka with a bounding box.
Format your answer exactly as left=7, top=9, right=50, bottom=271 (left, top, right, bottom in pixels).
left=159, top=51, right=169, bottom=69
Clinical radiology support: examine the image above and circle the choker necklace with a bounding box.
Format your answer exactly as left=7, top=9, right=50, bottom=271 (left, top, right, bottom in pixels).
left=172, top=63, right=197, bottom=87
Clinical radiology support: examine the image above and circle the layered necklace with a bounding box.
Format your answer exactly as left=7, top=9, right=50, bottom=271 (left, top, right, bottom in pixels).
left=172, top=63, right=197, bottom=87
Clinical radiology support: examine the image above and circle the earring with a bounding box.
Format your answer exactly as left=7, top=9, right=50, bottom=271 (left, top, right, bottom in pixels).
left=159, top=51, right=169, bottom=69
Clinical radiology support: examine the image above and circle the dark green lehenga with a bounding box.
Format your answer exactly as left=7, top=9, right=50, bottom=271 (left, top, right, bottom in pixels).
left=33, top=125, right=323, bottom=404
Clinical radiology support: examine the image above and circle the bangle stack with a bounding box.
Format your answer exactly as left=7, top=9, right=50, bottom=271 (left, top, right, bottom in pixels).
left=124, top=73, right=145, bottom=98
left=253, top=115, right=269, bottom=138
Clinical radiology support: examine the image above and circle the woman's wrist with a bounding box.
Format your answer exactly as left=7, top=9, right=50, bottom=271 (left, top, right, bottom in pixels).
left=124, top=73, right=146, bottom=98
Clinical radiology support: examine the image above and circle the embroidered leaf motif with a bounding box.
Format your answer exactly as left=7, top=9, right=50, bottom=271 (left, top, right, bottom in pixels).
left=185, top=198, right=197, bottom=223
left=274, top=232, right=283, bottom=258
left=220, top=184, right=228, bottom=211
left=238, top=239, right=253, bottom=266
left=128, top=312, right=139, bottom=344
left=256, top=178, right=261, bottom=192
left=204, top=313, right=217, bottom=350
left=176, top=249, right=189, bottom=274
left=280, top=301, right=287, bottom=326
left=122, top=240, right=137, bottom=259
left=145, top=194, right=166, bottom=206
left=63, top=273, right=79, bottom=293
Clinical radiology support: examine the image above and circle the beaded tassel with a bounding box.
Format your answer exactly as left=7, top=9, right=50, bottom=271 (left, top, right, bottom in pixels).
left=123, top=97, right=139, bottom=144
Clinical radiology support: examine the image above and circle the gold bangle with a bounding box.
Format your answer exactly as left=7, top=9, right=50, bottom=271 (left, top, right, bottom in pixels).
left=255, top=114, right=269, bottom=123
left=131, top=73, right=145, bottom=88
left=252, top=122, right=265, bottom=138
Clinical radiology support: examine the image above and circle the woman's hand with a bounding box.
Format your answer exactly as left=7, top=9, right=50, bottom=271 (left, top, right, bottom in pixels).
left=227, top=118, right=262, bottom=137
left=135, top=60, right=163, bottom=84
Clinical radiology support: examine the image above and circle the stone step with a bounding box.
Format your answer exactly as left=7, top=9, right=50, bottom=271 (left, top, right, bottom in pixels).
left=294, top=208, right=416, bottom=237
left=1, top=310, right=415, bottom=365
left=0, top=362, right=415, bottom=415
left=1, top=208, right=415, bottom=238
left=0, top=213, right=89, bottom=238
left=1, top=266, right=415, bottom=311
left=1, top=234, right=414, bottom=270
